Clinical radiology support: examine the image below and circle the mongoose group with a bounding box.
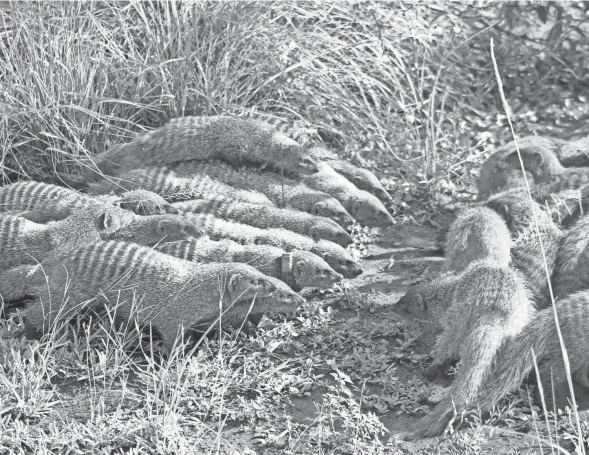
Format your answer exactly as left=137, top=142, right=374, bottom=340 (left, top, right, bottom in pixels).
left=1, top=114, right=393, bottom=352
left=397, top=134, right=589, bottom=439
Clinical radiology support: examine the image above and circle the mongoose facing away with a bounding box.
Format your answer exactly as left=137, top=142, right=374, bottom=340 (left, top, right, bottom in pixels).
left=87, top=167, right=273, bottom=206
left=0, top=206, right=136, bottom=271
left=399, top=261, right=534, bottom=440
left=484, top=190, right=563, bottom=308
left=20, top=240, right=293, bottom=352
left=552, top=214, right=589, bottom=299
left=71, top=116, right=319, bottom=184
left=179, top=213, right=363, bottom=278
left=106, top=214, right=205, bottom=246
left=476, top=136, right=558, bottom=201
left=467, top=289, right=589, bottom=434
left=171, top=160, right=355, bottom=228
left=155, top=237, right=343, bottom=291
left=300, top=162, right=394, bottom=227
left=172, top=196, right=353, bottom=247
left=396, top=206, right=512, bottom=317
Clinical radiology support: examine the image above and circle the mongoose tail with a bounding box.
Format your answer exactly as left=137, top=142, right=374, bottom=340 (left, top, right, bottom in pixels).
left=91, top=116, right=319, bottom=177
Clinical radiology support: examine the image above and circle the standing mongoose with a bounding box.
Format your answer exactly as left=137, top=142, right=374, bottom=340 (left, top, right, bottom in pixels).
left=155, top=238, right=343, bottom=291
left=0, top=205, right=136, bottom=271
left=299, top=162, right=394, bottom=227
left=396, top=206, right=512, bottom=316
left=87, top=167, right=273, bottom=206
left=453, top=289, right=589, bottom=438
left=171, top=160, right=355, bottom=228
left=16, top=240, right=297, bottom=352
left=551, top=214, right=589, bottom=299
left=172, top=196, right=353, bottom=247
left=179, top=213, right=363, bottom=278
left=476, top=136, right=558, bottom=201
left=484, top=190, right=563, bottom=308
left=62, top=116, right=319, bottom=184
left=398, top=261, right=534, bottom=440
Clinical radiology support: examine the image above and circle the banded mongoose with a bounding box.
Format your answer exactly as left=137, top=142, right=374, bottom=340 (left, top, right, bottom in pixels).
left=87, top=167, right=273, bottom=206
left=299, top=162, right=394, bottom=227
left=172, top=196, right=353, bottom=247
left=552, top=214, right=589, bottom=299
left=106, top=214, right=204, bottom=246
left=178, top=213, right=363, bottom=278
left=16, top=241, right=297, bottom=352
left=476, top=136, right=558, bottom=201
left=0, top=181, right=180, bottom=219
left=63, top=116, right=319, bottom=185
left=0, top=206, right=136, bottom=271
left=398, top=261, right=534, bottom=440
left=460, top=289, right=589, bottom=436
left=396, top=206, right=512, bottom=316
left=155, top=238, right=343, bottom=291
left=252, top=116, right=393, bottom=202
left=171, top=160, right=355, bottom=228
left=484, top=190, right=563, bottom=308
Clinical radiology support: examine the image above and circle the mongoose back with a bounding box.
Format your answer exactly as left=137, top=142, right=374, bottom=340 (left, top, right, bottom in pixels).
left=476, top=136, right=558, bottom=200
left=18, top=240, right=293, bottom=352
left=155, top=237, right=343, bottom=291
left=171, top=160, right=355, bottom=227
left=396, top=206, right=512, bottom=316
left=179, top=213, right=363, bottom=278
left=172, top=196, right=353, bottom=247
left=471, top=289, right=589, bottom=430
left=87, top=167, right=273, bottom=206
left=552, top=214, right=589, bottom=299
left=116, top=189, right=179, bottom=215
left=398, top=261, right=534, bottom=440
left=70, top=116, right=319, bottom=183
left=0, top=205, right=135, bottom=271
left=300, top=162, right=394, bottom=227
left=484, top=190, right=563, bottom=308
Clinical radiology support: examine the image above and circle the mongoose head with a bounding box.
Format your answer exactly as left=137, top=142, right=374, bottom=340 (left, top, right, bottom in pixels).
left=348, top=193, right=394, bottom=228
left=503, top=143, right=564, bottom=184
left=107, top=215, right=204, bottom=246
left=271, top=132, right=319, bottom=175
left=395, top=287, right=429, bottom=317
left=309, top=240, right=363, bottom=278
left=92, top=205, right=137, bottom=236
left=244, top=278, right=306, bottom=314
left=307, top=220, right=353, bottom=247
left=310, top=199, right=355, bottom=228
left=289, top=250, right=343, bottom=289
left=117, top=189, right=179, bottom=216
left=224, top=264, right=280, bottom=303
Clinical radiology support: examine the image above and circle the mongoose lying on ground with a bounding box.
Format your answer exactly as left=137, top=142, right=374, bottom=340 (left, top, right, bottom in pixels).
left=15, top=240, right=297, bottom=352
left=462, top=289, right=589, bottom=435
left=484, top=190, right=563, bottom=308
left=106, top=214, right=204, bottom=246
left=87, top=167, right=272, bottom=206
left=398, top=260, right=534, bottom=440
left=476, top=136, right=558, bottom=200
left=171, top=160, right=355, bottom=227
left=156, top=238, right=343, bottom=291
left=0, top=181, right=179, bottom=220
left=396, top=206, right=512, bottom=316
left=65, top=116, right=319, bottom=185
left=0, top=206, right=135, bottom=271
left=552, top=214, right=589, bottom=299
left=299, top=162, right=394, bottom=227
left=172, top=196, right=353, bottom=247
left=179, top=213, right=363, bottom=278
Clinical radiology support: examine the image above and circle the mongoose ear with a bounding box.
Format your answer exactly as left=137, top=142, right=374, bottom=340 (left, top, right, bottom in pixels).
left=310, top=202, right=321, bottom=216
left=496, top=203, right=510, bottom=220
left=534, top=151, right=545, bottom=167
left=416, top=294, right=427, bottom=312
left=308, top=226, right=319, bottom=241
left=98, top=209, right=121, bottom=234
left=156, top=220, right=168, bottom=236
left=164, top=205, right=179, bottom=215
left=352, top=200, right=362, bottom=216
left=227, top=274, right=239, bottom=294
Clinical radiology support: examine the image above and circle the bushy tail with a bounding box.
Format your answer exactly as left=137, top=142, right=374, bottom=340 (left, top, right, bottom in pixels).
left=477, top=316, right=550, bottom=410
left=0, top=264, right=42, bottom=302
